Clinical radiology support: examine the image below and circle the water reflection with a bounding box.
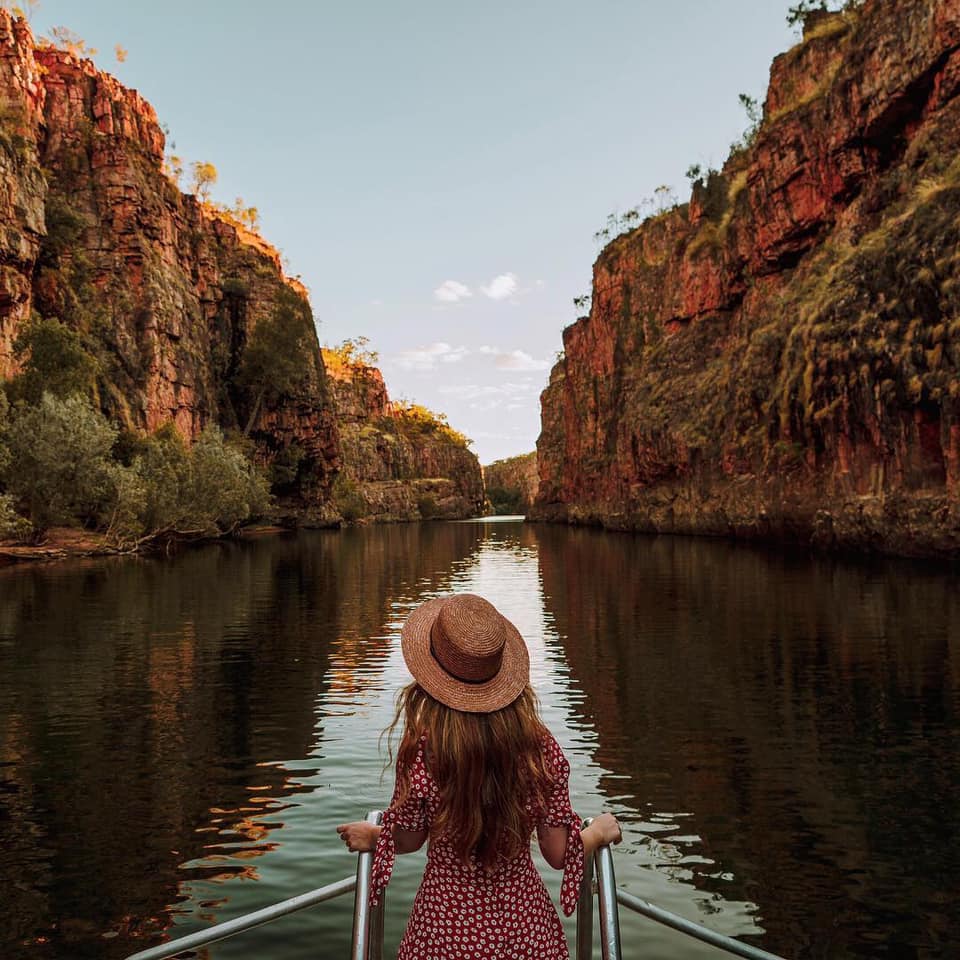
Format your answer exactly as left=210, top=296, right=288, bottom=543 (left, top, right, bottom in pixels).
left=0, top=523, right=957, bottom=960
left=0, top=523, right=486, bottom=959
left=532, top=526, right=960, bottom=959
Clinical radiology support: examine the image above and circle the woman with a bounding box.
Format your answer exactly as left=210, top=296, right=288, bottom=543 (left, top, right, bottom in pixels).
left=337, top=593, right=622, bottom=959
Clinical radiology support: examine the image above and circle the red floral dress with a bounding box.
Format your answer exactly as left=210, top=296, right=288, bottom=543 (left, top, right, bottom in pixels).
left=370, top=734, right=584, bottom=960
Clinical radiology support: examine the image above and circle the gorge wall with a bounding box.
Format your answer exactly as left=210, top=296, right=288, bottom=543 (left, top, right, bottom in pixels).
left=0, top=12, right=480, bottom=527
left=322, top=349, right=484, bottom=522
left=0, top=12, right=340, bottom=512
left=483, top=452, right=538, bottom=515
left=534, top=0, right=960, bottom=557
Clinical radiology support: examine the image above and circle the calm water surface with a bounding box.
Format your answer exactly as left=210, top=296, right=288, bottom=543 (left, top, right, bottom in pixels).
left=1, top=521, right=958, bottom=959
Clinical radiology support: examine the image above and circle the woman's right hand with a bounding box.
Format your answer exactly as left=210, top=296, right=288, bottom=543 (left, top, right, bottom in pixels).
left=593, top=812, right=623, bottom=846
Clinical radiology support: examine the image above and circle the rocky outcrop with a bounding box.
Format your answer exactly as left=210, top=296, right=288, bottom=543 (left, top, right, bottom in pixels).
left=0, top=12, right=339, bottom=511
left=483, top=452, right=538, bottom=514
left=534, top=0, right=960, bottom=557
left=322, top=350, right=484, bottom=521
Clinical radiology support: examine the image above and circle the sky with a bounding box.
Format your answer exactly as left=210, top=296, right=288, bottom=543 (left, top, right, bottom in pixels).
left=28, top=0, right=801, bottom=464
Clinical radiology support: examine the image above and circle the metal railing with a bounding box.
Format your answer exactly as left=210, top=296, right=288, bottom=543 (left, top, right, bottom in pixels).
left=124, top=811, right=383, bottom=960
left=126, top=809, right=789, bottom=960
left=123, top=875, right=358, bottom=960
left=351, top=810, right=384, bottom=960
left=576, top=817, right=789, bottom=960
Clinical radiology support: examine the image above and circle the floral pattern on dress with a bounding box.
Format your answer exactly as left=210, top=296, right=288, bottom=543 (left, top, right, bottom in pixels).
left=370, top=732, right=583, bottom=960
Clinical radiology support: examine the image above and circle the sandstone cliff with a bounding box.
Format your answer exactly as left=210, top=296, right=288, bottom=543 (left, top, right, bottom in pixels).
left=322, top=349, right=484, bottom=521
left=535, top=0, right=960, bottom=557
left=483, top=452, right=538, bottom=514
left=0, top=12, right=339, bottom=513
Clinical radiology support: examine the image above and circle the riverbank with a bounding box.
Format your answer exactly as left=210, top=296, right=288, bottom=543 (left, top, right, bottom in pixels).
left=0, top=523, right=297, bottom=566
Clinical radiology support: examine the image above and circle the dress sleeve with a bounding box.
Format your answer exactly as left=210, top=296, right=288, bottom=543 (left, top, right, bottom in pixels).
left=369, top=741, right=428, bottom=905
left=541, top=736, right=584, bottom=917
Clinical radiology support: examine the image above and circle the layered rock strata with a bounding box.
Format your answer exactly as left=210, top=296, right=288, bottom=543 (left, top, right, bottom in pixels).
left=322, top=350, right=484, bottom=521
left=0, top=12, right=339, bottom=511
left=534, top=0, right=960, bottom=557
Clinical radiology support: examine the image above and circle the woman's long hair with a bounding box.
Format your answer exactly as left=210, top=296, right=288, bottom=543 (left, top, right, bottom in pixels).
left=385, top=682, right=555, bottom=870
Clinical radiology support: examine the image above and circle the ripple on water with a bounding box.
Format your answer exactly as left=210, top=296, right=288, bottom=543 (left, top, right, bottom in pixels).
left=0, top=525, right=957, bottom=959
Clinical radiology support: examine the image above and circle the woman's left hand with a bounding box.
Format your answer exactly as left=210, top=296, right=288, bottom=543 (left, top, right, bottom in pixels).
left=336, top=821, right=381, bottom=853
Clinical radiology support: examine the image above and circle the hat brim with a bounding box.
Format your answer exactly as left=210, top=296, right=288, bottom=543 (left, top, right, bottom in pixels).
left=401, top=596, right=530, bottom=713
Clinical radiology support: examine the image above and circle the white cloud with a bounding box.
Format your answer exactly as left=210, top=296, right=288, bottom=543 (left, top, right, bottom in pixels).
left=393, top=342, right=470, bottom=371
left=434, top=280, right=472, bottom=303
left=494, top=349, right=550, bottom=372
left=475, top=345, right=550, bottom=371
left=438, top=381, right=539, bottom=400
left=481, top=273, right=519, bottom=301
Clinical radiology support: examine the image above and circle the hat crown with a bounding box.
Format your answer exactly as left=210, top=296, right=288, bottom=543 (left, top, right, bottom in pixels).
left=430, top=595, right=507, bottom=684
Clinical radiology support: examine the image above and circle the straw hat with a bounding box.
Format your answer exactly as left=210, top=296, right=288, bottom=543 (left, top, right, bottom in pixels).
left=401, top=594, right=530, bottom=713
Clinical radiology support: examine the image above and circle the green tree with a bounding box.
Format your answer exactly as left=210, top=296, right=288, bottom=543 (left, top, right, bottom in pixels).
left=190, top=161, right=218, bottom=202
left=325, top=335, right=379, bottom=367
left=236, top=287, right=313, bottom=436
left=108, top=424, right=270, bottom=547
left=8, top=316, right=98, bottom=404
left=1, top=393, right=118, bottom=536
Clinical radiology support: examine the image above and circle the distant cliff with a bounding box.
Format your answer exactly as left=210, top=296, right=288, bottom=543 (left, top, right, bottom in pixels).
left=484, top=452, right=538, bottom=515
left=535, top=0, right=960, bottom=557
left=322, top=348, right=484, bottom=522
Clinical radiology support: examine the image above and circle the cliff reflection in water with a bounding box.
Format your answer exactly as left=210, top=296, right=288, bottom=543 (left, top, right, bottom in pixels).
left=532, top=525, right=960, bottom=959
left=0, top=523, right=486, bottom=960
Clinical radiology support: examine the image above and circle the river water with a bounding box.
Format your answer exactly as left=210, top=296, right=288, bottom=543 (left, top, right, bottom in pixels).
left=1, top=521, right=958, bottom=960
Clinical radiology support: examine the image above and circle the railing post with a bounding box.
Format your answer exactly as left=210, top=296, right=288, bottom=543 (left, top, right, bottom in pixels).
left=594, top=842, right=623, bottom=960
left=350, top=810, right=384, bottom=960
left=576, top=819, right=595, bottom=960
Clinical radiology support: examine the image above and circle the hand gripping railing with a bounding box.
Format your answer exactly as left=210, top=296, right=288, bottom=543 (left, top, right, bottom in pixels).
left=124, top=810, right=383, bottom=960
left=127, top=810, right=789, bottom=960
left=576, top=818, right=790, bottom=960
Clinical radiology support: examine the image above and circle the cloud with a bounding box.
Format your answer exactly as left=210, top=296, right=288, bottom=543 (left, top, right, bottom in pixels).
left=481, top=273, right=519, bottom=301
left=434, top=280, right=472, bottom=303
left=393, top=342, right=470, bottom=371
left=476, top=345, right=550, bottom=371
left=494, top=349, right=550, bottom=372
left=438, top=381, right=539, bottom=401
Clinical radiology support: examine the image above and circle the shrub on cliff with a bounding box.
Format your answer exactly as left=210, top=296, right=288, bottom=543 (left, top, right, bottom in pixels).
left=331, top=472, right=367, bottom=522
left=6, top=315, right=98, bottom=405
left=236, top=287, right=314, bottom=435
left=389, top=402, right=471, bottom=448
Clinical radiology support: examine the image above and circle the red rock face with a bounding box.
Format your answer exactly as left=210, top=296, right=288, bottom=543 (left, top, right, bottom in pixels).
left=322, top=352, right=484, bottom=521
left=535, top=0, right=960, bottom=556
left=0, top=11, right=339, bottom=506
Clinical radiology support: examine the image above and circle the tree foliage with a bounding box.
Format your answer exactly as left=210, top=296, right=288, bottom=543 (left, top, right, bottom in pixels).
left=8, top=315, right=97, bottom=404
left=236, top=287, right=313, bottom=435
left=388, top=401, right=471, bottom=447
left=190, top=161, right=218, bottom=201
left=0, top=389, right=271, bottom=545
left=325, top=335, right=379, bottom=368
left=108, top=424, right=270, bottom=546
left=0, top=1, right=38, bottom=22
left=43, top=26, right=98, bottom=58
left=592, top=188, right=680, bottom=246
left=1, top=392, right=118, bottom=535
left=786, top=0, right=863, bottom=31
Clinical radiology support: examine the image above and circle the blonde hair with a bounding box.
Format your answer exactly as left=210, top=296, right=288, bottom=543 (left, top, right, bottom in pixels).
left=386, top=682, right=554, bottom=870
